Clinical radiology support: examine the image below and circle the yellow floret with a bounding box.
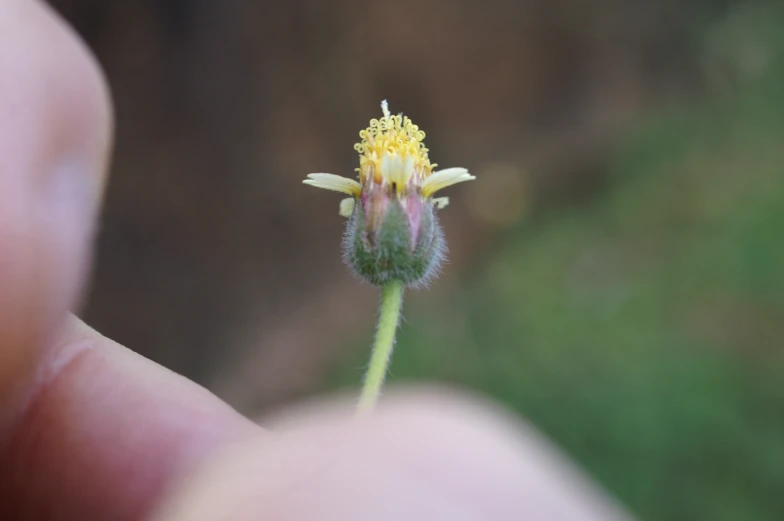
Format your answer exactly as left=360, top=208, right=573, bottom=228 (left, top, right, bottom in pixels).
left=353, top=101, right=435, bottom=187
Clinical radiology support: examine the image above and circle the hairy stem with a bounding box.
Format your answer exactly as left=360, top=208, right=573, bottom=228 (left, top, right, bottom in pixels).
left=358, top=280, right=404, bottom=412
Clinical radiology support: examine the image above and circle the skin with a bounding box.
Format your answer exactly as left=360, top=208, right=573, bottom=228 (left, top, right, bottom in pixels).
left=0, top=1, right=634, bottom=520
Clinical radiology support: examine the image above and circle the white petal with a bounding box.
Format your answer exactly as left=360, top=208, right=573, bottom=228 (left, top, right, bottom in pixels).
left=339, top=197, right=355, bottom=217
left=421, top=167, right=475, bottom=196
left=432, top=197, right=449, bottom=209
left=303, top=173, right=361, bottom=196
left=380, top=154, right=413, bottom=189
left=380, top=155, right=393, bottom=181
left=403, top=155, right=415, bottom=181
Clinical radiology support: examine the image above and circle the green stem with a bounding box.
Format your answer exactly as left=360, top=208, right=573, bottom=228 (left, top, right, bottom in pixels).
left=358, top=279, right=404, bottom=413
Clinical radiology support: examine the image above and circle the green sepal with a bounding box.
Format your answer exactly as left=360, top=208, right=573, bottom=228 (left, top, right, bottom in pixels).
left=344, top=199, right=444, bottom=287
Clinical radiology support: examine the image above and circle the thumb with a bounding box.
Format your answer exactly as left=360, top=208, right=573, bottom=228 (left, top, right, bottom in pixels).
left=151, top=391, right=633, bottom=521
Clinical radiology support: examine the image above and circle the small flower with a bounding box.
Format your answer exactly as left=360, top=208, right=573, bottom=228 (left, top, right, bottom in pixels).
left=304, top=100, right=475, bottom=286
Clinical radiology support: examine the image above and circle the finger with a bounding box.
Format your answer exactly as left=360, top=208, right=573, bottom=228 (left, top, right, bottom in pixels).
left=0, top=5, right=262, bottom=520
left=152, top=391, right=633, bottom=521
left=0, top=0, right=111, bottom=402
left=0, top=317, right=261, bottom=521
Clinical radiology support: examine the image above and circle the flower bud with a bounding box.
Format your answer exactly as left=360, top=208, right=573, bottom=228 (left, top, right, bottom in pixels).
left=303, top=100, right=475, bottom=287
left=344, top=188, right=444, bottom=287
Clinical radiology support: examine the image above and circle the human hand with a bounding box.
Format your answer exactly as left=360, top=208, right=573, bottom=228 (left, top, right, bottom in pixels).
left=0, top=2, right=632, bottom=520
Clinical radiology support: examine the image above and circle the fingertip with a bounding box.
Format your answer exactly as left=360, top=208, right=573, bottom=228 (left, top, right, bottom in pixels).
left=0, top=0, right=113, bottom=402
left=151, top=389, right=633, bottom=521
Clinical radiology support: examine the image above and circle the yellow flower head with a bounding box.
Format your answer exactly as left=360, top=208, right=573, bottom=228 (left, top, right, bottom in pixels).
left=303, top=101, right=473, bottom=287
left=354, top=100, right=434, bottom=192
left=304, top=100, right=474, bottom=215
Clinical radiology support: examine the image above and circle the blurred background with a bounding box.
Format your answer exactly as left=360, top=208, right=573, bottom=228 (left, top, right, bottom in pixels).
left=50, top=1, right=783, bottom=519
